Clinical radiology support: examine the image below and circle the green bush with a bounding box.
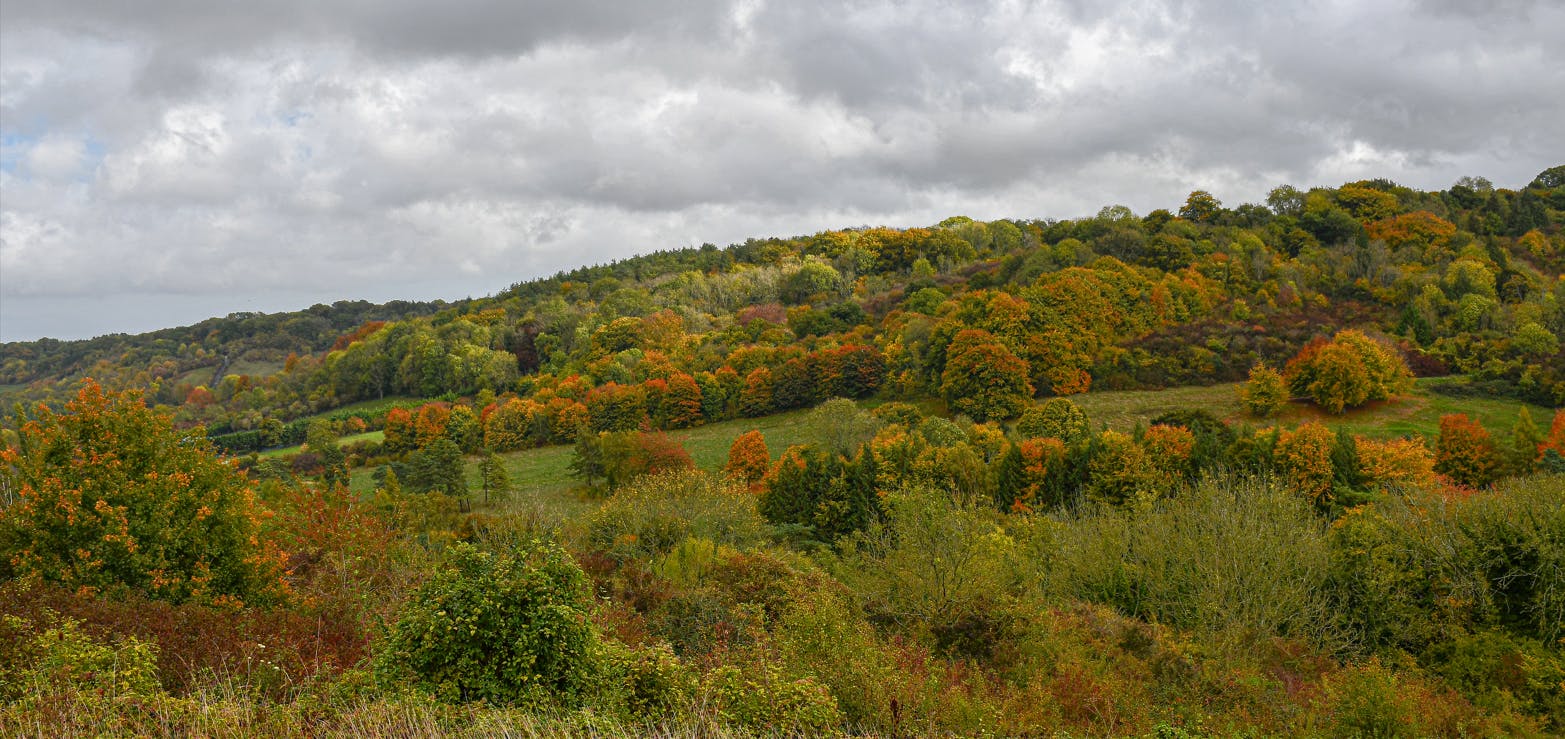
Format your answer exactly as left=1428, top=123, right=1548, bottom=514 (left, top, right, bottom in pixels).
left=1328, top=476, right=1565, bottom=655
left=775, top=584, right=894, bottom=728
left=587, top=470, right=766, bottom=561
left=702, top=661, right=843, bottom=735
left=1038, top=474, right=1338, bottom=651
left=830, top=487, right=1013, bottom=648
left=1017, top=397, right=1091, bottom=442
left=373, top=539, right=600, bottom=708
left=598, top=641, right=696, bottom=720
left=6, top=614, right=162, bottom=702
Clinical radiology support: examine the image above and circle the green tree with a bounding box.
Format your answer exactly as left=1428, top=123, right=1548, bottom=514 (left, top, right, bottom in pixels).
left=306, top=420, right=348, bottom=489
left=479, top=450, right=510, bottom=507
left=0, top=381, right=285, bottom=606
left=1508, top=408, right=1545, bottom=475
left=1016, top=397, right=1090, bottom=442
left=569, top=426, right=606, bottom=491
left=779, top=259, right=843, bottom=304
left=374, top=540, right=601, bottom=707
left=1179, top=190, right=1223, bottom=223
left=446, top=404, right=484, bottom=454
left=408, top=437, right=469, bottom=509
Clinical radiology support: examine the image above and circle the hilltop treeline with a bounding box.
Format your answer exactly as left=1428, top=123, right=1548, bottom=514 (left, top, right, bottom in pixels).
left=5, top=168, right=1561, bottom=443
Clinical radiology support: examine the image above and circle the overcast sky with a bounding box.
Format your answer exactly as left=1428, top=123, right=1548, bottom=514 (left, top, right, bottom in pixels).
left=1, top=0, right=1561, bottom=342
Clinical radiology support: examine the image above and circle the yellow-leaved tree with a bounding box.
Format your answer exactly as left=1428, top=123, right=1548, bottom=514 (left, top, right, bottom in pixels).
left=0, top=380, right=286, bottom=606
left=1284, top=330, right=1413, bottom=414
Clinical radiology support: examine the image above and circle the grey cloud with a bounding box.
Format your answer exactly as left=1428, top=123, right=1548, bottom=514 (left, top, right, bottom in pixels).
left=2, top=0, right=1562, bottom=340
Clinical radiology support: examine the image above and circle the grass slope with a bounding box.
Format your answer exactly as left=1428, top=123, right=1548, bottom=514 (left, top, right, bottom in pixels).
left=338, top=379, right=1552, bottom=509
left=1069, top=377, right=1553, bottom=438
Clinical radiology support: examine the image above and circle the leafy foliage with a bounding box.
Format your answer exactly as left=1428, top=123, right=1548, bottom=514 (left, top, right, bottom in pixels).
left=374, top=539, right=600, bottom=707
left=1284, top=330, right=1413, bottom=413
left=0, top=381, right=285, bottom=606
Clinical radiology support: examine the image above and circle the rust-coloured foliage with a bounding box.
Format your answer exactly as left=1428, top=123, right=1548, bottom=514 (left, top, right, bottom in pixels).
left=724, top=430, right=771, bottom=488
left=1434, top=414, right=1500, bottom=489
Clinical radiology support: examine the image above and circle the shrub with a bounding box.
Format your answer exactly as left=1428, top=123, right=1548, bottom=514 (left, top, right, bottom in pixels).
left=702, top=661, right=843, bottom=734
left=1284, top=330, right=1413, bottom=413
left=1041, top=475, right=1337, bottom=651
left=1240, top=362, right=1289, bottom=417
left=831, top=487, right=1012, bottom=644
left=1017, top=397, right=1090, bottom=443
left=0, top=381, right=285, bottom=606
left=4, top=614, right=162, bottom=703
left=373, top=539, right=600, bottom=708
left=599, top=641, right=696, bottom=720
left=587, top=471, right=767, bottom=561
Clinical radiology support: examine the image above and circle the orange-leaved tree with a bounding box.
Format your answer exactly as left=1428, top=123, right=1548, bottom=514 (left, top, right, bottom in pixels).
left=1285, top=330, right=1412, bottom=413
left=1274, top=422, right=1336, bottom=504
left=0, top=380, right=286, bottom=606
left=940, top=329, right=1033, bottom=422
left=723, top=430, right=771, bottom=488
left=1434, top=414, right=1499, bottom=489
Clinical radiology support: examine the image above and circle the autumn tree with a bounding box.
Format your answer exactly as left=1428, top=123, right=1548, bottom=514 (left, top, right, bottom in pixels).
left=1084, top=430, right=1158, bottom=507
left=383, top=407, right=416, bottom=456
left=1357, top=437, right=1436, bottom=490
left=484, top=398, right=535, bottom=452
left=724, top=430, right=771, bottom=488
left=1240, top=362, right=1289, bottom=417
left=0, top=381, right=285, bottom=606
left=1434, top=414, right=1499, bottom=488
left=413, top=402, right=453, bottom=448
left=740, top=367, right=774, bottom=418
left=1284, top=330, right=1412, bottom=413
left=940, top=329, right=1033, bottom=422
left=656, top=373, right=704, bottom=429
left=1274, top=422, right=1336, bottom=504
left=1143, top=423, right=1196, bottom=485
left=995, top=437, right=1067, bottom=512
left=585, top=382, right=647, bottom=433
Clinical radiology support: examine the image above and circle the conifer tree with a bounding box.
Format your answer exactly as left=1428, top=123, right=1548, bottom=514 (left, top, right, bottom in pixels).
left=480, top=450, right=510, bottom=506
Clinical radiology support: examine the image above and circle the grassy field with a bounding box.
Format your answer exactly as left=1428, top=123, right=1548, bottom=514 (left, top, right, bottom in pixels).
left=228, top=358, right=284, bottom=377
left=347, top=407, right=822, bottom=490
left=335, top=379, right=1555, bottom=508
left=260, top=430, right=385, bottom=458
left=1066, top=377, right=1553, bottom=439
